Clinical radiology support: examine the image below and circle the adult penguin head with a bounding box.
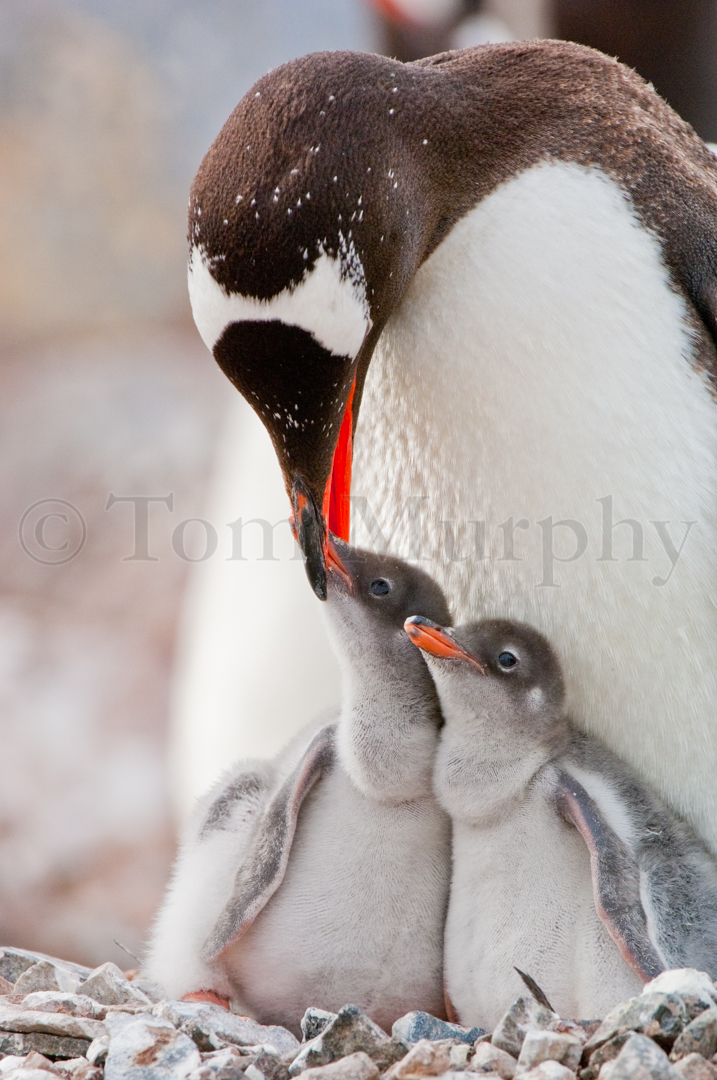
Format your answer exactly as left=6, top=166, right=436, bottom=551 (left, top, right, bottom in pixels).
left=187, top=49, right=470, bottom=598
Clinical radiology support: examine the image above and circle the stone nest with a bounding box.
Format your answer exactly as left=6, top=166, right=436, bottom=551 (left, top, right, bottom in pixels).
left=1, top=948, right=716, bottom=1080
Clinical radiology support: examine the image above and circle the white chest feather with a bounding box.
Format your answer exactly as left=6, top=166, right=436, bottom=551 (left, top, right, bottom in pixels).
left=352, top=160, right=717, bottom=850
left=445, top=783, right=642, bottom=1027
left=225, top=765, right=450, bottom=1033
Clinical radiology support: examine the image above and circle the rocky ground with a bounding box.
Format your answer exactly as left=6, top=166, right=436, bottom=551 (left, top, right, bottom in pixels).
left=0, top=951, right=716, bottom=1080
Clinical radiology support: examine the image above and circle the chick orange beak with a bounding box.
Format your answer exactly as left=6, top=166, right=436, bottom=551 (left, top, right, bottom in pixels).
left=404, top=616, right=485, bottom=673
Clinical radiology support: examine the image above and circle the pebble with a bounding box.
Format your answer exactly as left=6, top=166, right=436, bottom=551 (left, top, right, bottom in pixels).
left=0, top=1053, right=100, bottom=1080
left=84, top=1039, right=109, bottom=1067
left=440, top=1072, right=482, bottom=1080
left=103, top=1013, right=200, bottom=1080
left=0, top=1052, right=61, bottom=1079
left=517, top=1064, right=574, bottom=1080
left=470, top=1043, right=518, bottom=1079
left=643, top=975, right=717, bottom=1022
left=671, top=1010, right=717, bottom=1062
left=302, top=1014, right=337, bottom=1044
left=153, top=1001, right=298, bottom=1056
left=53, top=1057, right=103, bottom=1080
left=0, top=955, right=89, bottom=990
left=517, top=1031, right=582, bottom=1073
left=448, top=1046, right=473, bottom=1070
left=584, top=994, right=688, bottom=1055
left=492, top=998, right=557, bottom=1059
left=185, top=1046, right=247, bottom=1080
left=547, top=1020, right=596, bottom=1045
left=289, top=1007, right=406, bottom=1076
left=392, top=1015, right=484, bottom=1047
left=0, top=1065, right=61, bottom=1080
left=246, top=1053, right=291, bottom=1080
left=580, top=1032, right=637, bottom=1080
left=0, top=1006, right=105, bottom=1044
left=0, top=1058, right=26, bottom=1074
left=78, top=967, right=151, bottom=1010
left=13, top=969, right=79, bottom=1001
left=0, top=1036, right=91, bottom=1062
left=672, top=1053, right=717, bottom=1080
left=598, top=1032, right=682, bottom=1080
left=300, top=1052, right=379, bottom=1080
left=384, top=1039, right=452, bottom=1079
left=18, top=1000, right=105, bottom=1023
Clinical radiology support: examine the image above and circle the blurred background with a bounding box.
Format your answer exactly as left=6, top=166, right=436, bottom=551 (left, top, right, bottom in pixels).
left=1, top=0, right=715, bottom=969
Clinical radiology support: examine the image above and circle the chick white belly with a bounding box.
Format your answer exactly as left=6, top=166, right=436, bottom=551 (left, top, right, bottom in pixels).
left=352, top=160, right=717, bottom=852
left=446, top=786, right=642, bottom=1029
left=223, top=764, right=451, bottom=1035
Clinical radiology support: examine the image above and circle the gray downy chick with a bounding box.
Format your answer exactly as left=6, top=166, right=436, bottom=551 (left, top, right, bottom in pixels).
left=406, top=615, right=717, bottom=1028
left=146, top=539, right=452, bottom=1035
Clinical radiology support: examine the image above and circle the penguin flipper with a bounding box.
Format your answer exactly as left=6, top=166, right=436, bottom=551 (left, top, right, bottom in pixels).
left=203, top=724, right=335, bottom=961
left=555, top=770, right=664, bottom=982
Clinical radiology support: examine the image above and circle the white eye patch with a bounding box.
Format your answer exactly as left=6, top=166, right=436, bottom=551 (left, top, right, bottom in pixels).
left=188, top=240, right=372, bottom=359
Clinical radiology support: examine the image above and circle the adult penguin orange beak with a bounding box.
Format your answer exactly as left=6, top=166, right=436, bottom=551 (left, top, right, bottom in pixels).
left=325, top=532, right=354, bottom=592
left=292, top=375, right=357, bottom=601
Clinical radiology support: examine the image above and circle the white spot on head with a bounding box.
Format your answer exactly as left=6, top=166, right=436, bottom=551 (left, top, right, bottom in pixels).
left=255, top=92, right=260, bottom=97
left=527, top=686, right=544, bottom=711
left=188, top=240, right=372, bottom=359
left=328, top=95, right=335, bottom=102
left=389, top=109, right=395, bottom=115
left=423, top=139, right=428, bottom=145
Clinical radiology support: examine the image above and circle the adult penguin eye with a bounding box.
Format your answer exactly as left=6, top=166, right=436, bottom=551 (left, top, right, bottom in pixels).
left=370, top=578, right=391, bottom=597
left=498, top=651, right=518, bottom=669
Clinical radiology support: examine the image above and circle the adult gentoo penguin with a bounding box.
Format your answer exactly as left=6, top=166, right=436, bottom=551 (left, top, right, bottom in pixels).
left=406, top=614, right=717, bottom=1026
left=187, top=41, right=717, bottom=850
left=146, top=539, right=451, bottom=1032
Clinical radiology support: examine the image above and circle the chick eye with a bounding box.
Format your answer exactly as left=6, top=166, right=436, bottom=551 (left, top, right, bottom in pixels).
left=498, top=651, right=518, bottom=669
left=370, top=578, right=391, bottom=596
